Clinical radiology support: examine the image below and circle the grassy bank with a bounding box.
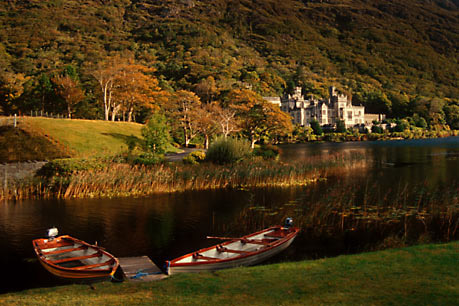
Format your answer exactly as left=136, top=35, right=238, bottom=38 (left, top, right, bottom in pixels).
left=0, top=117, right=147, bottom=160
left=20, top=117, right=145, bottom=157
left=1, top=242, right=457, bottom=305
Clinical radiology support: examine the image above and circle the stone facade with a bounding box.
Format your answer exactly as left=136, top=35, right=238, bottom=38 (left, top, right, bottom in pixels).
left=266, top=86, right=365, bottom=128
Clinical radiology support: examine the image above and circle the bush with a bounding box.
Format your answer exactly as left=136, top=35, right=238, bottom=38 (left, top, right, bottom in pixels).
left=132, top=153, right=164, bottom=166
left=310, top=120, right=323, bottom=135
left=371, top=125, right=383, bottom=133
left=183, top=150, right=206, bottom=165
left=253, top=144, right=280, bottom=160
left=205, top=137, right=251, bottom=164
left=36, top=158, right=108, bottom=178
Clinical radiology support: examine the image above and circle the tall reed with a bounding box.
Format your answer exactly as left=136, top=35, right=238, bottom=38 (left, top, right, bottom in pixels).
left=0, top=153, right=367, bottom=201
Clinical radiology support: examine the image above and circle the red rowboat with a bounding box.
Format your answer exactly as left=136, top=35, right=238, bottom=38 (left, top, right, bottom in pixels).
left=166, top=222, right=299, bottom=275
left=32, top=230, right=119, bottom=279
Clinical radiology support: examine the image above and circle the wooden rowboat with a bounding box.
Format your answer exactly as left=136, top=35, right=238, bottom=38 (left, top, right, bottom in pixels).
left=166, top=224, right=299, bottom=275
left=32, top=234, right=119, bottom=279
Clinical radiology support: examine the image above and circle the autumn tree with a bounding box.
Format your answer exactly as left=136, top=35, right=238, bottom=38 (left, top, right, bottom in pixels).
left=91, top=56, right=123, bottom=121
left=194, top=76, right=218, bottom=103
left=0, top=71, right=29, bottom=115
left=212, top=102, right=239, bottom=138
left=193, top=103, right=219, bottom=149
left=112, top=63, right=163, bottom=122
left=52, top=75, right=85, bottom=118
left=228, top=89, right=293, bottom=148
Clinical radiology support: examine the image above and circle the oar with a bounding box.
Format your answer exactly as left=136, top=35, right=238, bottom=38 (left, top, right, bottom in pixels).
left=206, top=236, right=241, bottom=240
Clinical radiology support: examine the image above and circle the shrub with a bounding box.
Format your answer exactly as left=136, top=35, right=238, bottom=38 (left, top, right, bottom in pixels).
left=371, top=125, right=383, bottom=133
left=254, top=144, right=280, bottom=160
left=205, top=137, right=251, bottom=164
left=132, top=153, right=164, bottom=166
left=36, top=158, right=108, bottom=178
left=335, top=120, right=346, bottom=133
left=183, top=150, right=206, bottom=165
left=310, top=120, right=323, bottom=135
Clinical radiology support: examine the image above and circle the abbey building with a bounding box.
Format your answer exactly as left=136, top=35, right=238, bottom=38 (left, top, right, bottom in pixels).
left=265, top=86, right=368, bottom=128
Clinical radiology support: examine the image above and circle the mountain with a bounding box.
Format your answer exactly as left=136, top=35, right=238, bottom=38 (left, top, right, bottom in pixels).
left=0, top=0, right=458, bottom=120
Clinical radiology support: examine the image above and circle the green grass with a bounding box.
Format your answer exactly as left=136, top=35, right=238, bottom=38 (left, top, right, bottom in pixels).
left=1, top=242, right=457, bottom=305
left=20, top=117, right=145, bottom=157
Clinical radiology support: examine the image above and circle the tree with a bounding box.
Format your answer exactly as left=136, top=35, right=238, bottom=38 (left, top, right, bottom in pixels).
left=194, top=76, right=218, bottom=103
left=91, top=56, right=123, bottom=121
left=228, top=89, right=293, bottom=148
left=164, top=90, right=202, bottom=147
left=141, top=113, right=171, bottom=155
left=35, top=73, right=53, bottom=113
left=444, top=104, right=459, bottom=130
left=336, top=120, right=346, bottom=133
left=52, top=75, right=85, bottom=118
left=193, top=103, right=218, bottom=149
left=112, top=63, right=163, bottom=122
left=212, top=102, right=239, bottom=138
left=363, top=91, right=392, bottom=114
left=0, top=71, right=28, bottom=115
left=310, top=120, right=323, bottom=135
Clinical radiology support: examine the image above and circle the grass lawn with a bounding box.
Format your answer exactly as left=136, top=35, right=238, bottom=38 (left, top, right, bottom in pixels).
left=20, top=117, right=144, bottom=157
left=1, top=242, right=457, bottom=305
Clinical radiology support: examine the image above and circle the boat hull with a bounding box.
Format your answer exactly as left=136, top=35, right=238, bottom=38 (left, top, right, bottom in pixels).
left=167, top=226, right=299, bottom=275
left=33, top=235, right=119, bottom=280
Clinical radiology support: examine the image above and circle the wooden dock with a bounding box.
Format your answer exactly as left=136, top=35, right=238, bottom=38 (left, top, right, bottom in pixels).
left=118, top=256, right=168, bottom=282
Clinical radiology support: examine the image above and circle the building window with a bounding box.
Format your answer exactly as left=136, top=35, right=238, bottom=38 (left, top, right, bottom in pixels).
left=322, top=110, right=326, bottom=115
left=348, top=111, right=352, bottom=120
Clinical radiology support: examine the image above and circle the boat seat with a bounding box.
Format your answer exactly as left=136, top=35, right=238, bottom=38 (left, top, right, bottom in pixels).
left=50, top=251, right=102, bottom=264
left=241, top=238, right=272, bottom=245
left=40, top=241, right=74, bottom=250
left=42, top=245, right=88, bottom=256
left=192, top=253, right=217, bottom=261
left=217, top=247, right=249, bottom=255
left=264, top=232, right=285, bottom=239
left=73, top=259, right=115, bottom=270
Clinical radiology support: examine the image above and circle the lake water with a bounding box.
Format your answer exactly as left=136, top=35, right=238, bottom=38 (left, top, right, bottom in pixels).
left=1, top=137, right=458, bottom=293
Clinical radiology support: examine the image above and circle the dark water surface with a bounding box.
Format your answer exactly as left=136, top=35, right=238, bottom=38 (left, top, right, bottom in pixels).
left=1, top=137, right=458, bottom=293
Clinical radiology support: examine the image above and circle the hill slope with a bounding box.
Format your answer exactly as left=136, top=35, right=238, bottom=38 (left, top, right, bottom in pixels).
left=0, top=117, right=144, bottom=161
left=0, top=0, right=458, bottom=116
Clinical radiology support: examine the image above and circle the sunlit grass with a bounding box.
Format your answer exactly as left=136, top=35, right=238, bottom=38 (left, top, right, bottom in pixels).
left=0, top=242, right=457, bottom=305
left=20, top=117, right=144, bottom=157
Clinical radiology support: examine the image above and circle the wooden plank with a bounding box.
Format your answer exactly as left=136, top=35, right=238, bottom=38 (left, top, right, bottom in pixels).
left=73, top=259, right=114, bottom=270
left=218, top=247, right=249, bottom=254
left=243, top=239, right=272, bottom=245
left=50, top=252, right=101, bottom=264
left=42, top=245, right=87, bottom=256
left=118, top=256, right=168, bottom=282
left=39, top=241, right=74, bottom=250
left=193, top=254, right=218, bottom=260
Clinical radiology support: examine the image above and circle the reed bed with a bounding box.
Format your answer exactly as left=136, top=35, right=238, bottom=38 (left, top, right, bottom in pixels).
left=0, top=153, right=367, bottom=201
left=220, top=180, right=458, bottom=253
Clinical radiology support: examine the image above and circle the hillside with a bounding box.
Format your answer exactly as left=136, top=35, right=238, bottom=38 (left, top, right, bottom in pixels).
left=0, top=0, right=458, bottom=120
left=0, top=117, right=144, bottom=161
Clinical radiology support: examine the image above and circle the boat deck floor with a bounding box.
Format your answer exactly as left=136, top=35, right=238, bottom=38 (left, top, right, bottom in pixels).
left=118, top=256, right=168, bottom=282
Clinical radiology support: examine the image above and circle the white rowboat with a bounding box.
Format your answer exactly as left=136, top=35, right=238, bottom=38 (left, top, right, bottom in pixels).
left=166, top=225, right=299, bottom=275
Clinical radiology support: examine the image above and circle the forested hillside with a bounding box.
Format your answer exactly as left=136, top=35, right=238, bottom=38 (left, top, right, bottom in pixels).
left=0, top=0, right=458, bottom=128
